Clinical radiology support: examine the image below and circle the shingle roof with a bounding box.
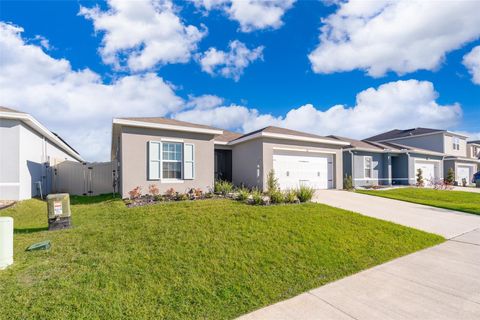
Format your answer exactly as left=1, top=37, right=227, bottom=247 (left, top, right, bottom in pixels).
left=230, top=126, right=340, bottom=143
left=366, top=128, right=445, bottom=142
left=214, top=129, right=242, bottom=143
left=468, top=140, right=480, bottom=145
left=118, top=117, right=222, bottom=131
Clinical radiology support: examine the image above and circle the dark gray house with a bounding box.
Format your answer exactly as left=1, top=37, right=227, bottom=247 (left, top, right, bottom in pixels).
left=329, top=135, right=445, bottom=188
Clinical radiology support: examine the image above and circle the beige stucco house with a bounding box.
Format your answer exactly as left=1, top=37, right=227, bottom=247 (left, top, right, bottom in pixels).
left=111, top=117, right=348, bottom=198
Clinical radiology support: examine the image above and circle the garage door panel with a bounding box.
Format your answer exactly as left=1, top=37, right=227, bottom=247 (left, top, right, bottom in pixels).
left=414, top=160, right=439, bottom=186
left=273, top=152, right=333, bottom=190
left=457, top=166, right=473, bottom=184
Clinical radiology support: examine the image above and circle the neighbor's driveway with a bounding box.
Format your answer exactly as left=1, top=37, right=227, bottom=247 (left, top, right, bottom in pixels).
left=452, top=186, right=480, bottom=193
left=312, top=190, right=480, bottom=239
left=238, top=191, right=480, bottom=320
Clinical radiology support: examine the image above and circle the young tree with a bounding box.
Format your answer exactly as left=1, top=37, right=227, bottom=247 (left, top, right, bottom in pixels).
left=266, top=169, right=279, bottom=194
left=445, top=168, right=455, bottom=185
left=416, top=168, right=424, bottom=187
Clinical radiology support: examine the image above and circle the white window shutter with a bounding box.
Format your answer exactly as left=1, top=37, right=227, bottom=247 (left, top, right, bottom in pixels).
left=184, top=143, right=195, bottom=180
left=148, top=141, right=161, bottom=180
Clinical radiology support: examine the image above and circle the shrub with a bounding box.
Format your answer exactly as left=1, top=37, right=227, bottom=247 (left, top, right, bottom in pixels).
left=215, top=180, right=234, bottom=195
left=176, top=193, right=189, bottom=201
left=445, top=168, right=455, bottom=185
left=128, top=186, right=142, bottom=200
left=266, top=169, right=279, bottom=194
left=416, top=168, right=424, bottom=187
left=153, top=195, right=164, bottom=202
left=343, top=175, right=353, bottom=190
left=251, top=188, right=263, bottom=205
left=236, top=187, right=250, bottom=201
left=269, top=189, right=284, bottom=204
left=296, top=185, right=315, bottom=203
left=284, top=189, right=298, bottom=203
left=165, top=188, right=176, bottom=198
left=462, top=178, right=467, bottom=187
left=148, top=184, right=160, bottom=196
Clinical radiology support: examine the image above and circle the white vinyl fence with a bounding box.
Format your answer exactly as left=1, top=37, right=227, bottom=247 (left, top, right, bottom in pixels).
left=51, top=161, right=118, bottom=196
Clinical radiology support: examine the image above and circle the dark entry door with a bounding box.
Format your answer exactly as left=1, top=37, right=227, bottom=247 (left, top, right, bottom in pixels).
left=214, top=149, right=232, bottom=182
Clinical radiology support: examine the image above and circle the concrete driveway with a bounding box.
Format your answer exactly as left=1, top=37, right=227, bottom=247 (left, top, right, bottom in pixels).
left=238, top=191, right=480, bottom=319
left=452, top=186, right=480, bottom=193
left=312, top=190, right=480, bottom=239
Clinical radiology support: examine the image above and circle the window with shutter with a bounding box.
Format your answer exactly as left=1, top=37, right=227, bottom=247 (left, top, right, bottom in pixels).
left=184, top=143, right=195, bottom=180
left=148, top=141, right=161, bottom=180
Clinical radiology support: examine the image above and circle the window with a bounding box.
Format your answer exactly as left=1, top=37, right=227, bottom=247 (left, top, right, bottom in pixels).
left=364, top=156, right=372, bottom=178
left=162, top=142, right=182, bottom=179
left=453, top=137, right=460, bottom=151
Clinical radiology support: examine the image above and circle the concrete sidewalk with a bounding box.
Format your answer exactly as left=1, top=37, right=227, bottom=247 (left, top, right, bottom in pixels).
left=312, top=190, right=480, bottom=239
left=238, top=191, right=480, bottom=319
left=239, top=229, right=480, bottom=320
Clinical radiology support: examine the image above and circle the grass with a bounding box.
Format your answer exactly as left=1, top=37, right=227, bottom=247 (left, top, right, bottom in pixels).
left=0, top=196, right=443, bottom=319
left=358, top=187, right=480, bottom=215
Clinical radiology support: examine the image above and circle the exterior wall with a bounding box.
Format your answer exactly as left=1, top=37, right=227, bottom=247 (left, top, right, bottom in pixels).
left=18, top=123, right=79, bottom=200
left=388, top=133, right=445, bottom=153
left=0, top=119, right=20, bottom=200
left=231, top=139, right=264, bottom=189
left=351, top=151, right=385, bottom=187
left=467, top=144, right=480, bottom=159
left=343, top=151, right=353, bottom=180
left=120, top=126, right=215, bottom=198
left=261, top=138, right=344, bottom=190
left=444, top=134, right=467, bottom=157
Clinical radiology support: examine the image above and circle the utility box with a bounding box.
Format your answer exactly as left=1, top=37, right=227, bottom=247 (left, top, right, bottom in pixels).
left=0, top=217, right=13, bottom=270
left=47, top=193, right=72, bottom=231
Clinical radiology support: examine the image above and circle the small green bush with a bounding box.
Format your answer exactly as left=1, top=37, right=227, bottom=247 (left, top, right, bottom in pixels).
left=251, top=188, right=263, bottom=205
left=153, top=195, right=164, bottom=202
left=236, top=187, right=250, bottom=201
left=445, top=168, right=455, bottom=185
left=176, top=193, right=189, bottom=201
left=343, top=175, right=353, bottom=190
left=215, top=180, right=234, bottom=195
left=416, top=168, right=424, bottom=187
left=266, top=169, right=279, bottom=194
left=296, top=185, right=315, bottom=203
left=284, top=189, right=298, bottom=203
left=269, top=190, right=284, bottom=204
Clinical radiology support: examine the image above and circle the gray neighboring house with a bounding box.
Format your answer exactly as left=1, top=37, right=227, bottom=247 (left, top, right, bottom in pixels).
left=329, top=135, right=445, bottom=187
left=366, top=128, right=480, bottom=186
left=112, top=117, right=348, bottom=198
left=0, top=107, right=83, bottom=200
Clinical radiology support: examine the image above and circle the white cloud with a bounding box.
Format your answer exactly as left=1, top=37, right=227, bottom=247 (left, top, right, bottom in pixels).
left=191, top=0, right=295, bottom=32
left=309, top=0, right=480, bottom=77
left=463, top=45, right=480, bottom=85
left=0, top=22, right=183, bottom=161
left=175, top=80, right=463, bottom=139
left=79, top=0, right=206, bottom=71
left=197, top=40, right=264, bottom=80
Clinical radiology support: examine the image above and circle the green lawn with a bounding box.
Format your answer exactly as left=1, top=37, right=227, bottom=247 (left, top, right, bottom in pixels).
left=0, top=197, right=443, bottom=319
left=358, top=188, right=480, bottom=215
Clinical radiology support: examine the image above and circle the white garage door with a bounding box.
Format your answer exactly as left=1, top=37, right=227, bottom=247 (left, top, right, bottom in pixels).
left=457, top=166, right=472, bottom=184
left=414, top=161, right=438, bottom=186
left=273, top=152, right=333, bottom=190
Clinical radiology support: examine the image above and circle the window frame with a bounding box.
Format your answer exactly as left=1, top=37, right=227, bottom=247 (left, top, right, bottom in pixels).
left=364, top=156, right=373, bottom=179
left=453, top=137, right=460, bottom=151
left=161, top=141, right=183, bottom=181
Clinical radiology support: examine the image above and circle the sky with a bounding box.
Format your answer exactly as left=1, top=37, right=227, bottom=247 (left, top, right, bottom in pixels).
left=0, top=0, right=479, bottom=161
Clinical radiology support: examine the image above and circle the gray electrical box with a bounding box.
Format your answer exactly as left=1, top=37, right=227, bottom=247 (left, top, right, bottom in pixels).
left=46, top=193, right=72, bottom=230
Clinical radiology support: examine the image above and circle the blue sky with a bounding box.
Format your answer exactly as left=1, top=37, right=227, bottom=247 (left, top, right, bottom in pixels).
left=0, top=0, right=479, bottom=161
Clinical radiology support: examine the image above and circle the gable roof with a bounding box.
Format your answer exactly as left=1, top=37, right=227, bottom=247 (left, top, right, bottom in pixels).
left=229, top=126, right=349, bottom=146
left=329, top=135, right=445, bottom=156
left=0, top=106, right=83, bottom=161
left=366, top=128, right=446, bottom=142
left=113, top=117, right=223, bottom=135
left=214, top=129, right=242, bottom=143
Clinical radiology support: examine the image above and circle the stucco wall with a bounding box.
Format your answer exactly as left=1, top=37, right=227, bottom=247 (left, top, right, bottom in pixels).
left=351, top=151, right=385, bottom=187
left=0, top=119, right=20, bottom=200
left=231, top=139, right=264, bottom=189
left=120, top=126, right=215, bottom=198
left=408, top=154, right=444, bottom=185
left=444, top=134, right=468, bottom=157
left=261, top=138, right=344, bottom=190
left=444, top=160, right=478, bottom=185
left=390, top=133, right=445, bottom=153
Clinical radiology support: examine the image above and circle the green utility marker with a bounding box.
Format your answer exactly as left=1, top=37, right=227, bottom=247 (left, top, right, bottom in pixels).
left=26, top=240, right=51, bottom=251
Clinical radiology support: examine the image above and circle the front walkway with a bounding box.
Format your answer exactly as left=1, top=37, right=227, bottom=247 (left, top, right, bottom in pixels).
left=238, top=191, right=480, bottom=319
